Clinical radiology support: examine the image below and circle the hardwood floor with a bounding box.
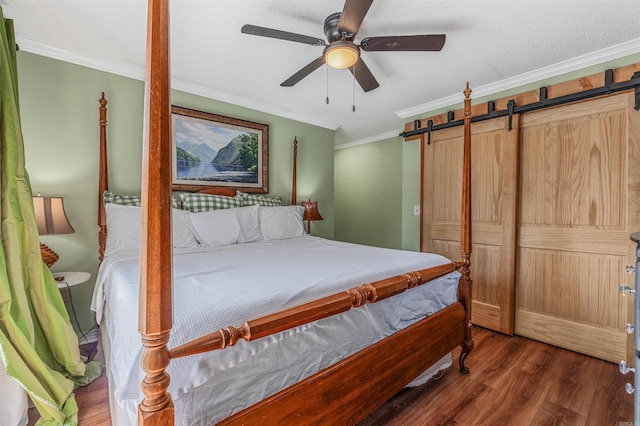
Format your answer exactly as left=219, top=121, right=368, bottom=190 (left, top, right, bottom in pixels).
left=28, top=327, right=634, bottom=425
left=361, top=327, right=634, bottom=425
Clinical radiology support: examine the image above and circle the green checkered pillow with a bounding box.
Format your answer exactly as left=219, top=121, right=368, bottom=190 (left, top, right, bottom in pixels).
left=236, top=190, right=282, bottom=207
left=103, top=190, right=181, bottom=209
left=103, top=190, right=140, bottom=206
left=179, top=192, right=243, bottom=212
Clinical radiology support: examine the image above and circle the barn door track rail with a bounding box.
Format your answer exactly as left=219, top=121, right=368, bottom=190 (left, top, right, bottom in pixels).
left=402, top=69, right=640, bottom=144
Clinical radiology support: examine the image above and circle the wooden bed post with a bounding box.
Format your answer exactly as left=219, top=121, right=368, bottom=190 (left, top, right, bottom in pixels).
left=98, top=93, right=108, bottom=263
left=138, top=0, right=175, bottom=424
left=458, top=82, right=474, bottom=373
left=292, top=137, right=297, bottom=205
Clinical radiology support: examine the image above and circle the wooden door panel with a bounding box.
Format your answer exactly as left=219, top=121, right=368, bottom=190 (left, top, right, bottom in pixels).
left=517, top=250, right=625, bottom=325
left=519, top=97, right=627, bottom=229
left=514, top=310, right=627, bottom=363
left=423, top=116, right=518, bottom=334
left=516, top=93, right=638, bottom=362
left=432, top=237, right=503, bottom=330
left=431, top=139, right=462, bottom=224
left=519, top=228, right=630, bottom=256
left=432, top=223, right=505, bottom=247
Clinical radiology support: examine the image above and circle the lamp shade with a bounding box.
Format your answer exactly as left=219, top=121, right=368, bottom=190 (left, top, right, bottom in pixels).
left=301, top=201, right=323, bottom=222
left=323, top=41, right=360, bottom=69
left=33, top=196, right=75, bottom=235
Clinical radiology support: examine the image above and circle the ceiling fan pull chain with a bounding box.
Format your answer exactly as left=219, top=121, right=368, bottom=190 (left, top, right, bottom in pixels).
left=352, top=66, right=356, bottom=112
left=326, top=66, right=330, bottom=105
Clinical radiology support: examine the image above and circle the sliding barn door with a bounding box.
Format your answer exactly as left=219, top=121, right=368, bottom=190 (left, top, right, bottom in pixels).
left=516, top=92, right=640, bottom=362
left=422, top=116, right=519, bottom=334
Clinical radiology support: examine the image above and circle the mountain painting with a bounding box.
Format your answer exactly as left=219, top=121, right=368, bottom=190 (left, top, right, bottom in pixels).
left=171, top=107, right=268, bottom=192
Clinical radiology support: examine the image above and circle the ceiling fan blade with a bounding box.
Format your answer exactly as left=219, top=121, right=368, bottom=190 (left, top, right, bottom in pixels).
left=349, top=58, right=379, bottom=92
left=281, top=57, right=326, bottom=87
left=241, top=24, right=325, bottom=46
left=360, top=34, right=446, bottom=51
left=338, top=0, right=374, bottom=35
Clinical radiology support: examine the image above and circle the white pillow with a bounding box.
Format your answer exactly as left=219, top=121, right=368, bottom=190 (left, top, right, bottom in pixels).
left=104, top=204, right=198, bottom=256
left=185, top=208, right=241, bottom=247
left=259, top=205, right=305, bottom=240
left=235, top=204, right=262, bottom=243
left=172, top=209, right=200, bottom=248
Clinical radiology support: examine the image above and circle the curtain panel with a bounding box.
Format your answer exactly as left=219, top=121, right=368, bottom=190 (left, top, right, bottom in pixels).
left=0, top=7, right=100, bottom=425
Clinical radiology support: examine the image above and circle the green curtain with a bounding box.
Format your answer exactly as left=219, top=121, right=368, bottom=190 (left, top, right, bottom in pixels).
left=0, top=7, right=101, bottom=426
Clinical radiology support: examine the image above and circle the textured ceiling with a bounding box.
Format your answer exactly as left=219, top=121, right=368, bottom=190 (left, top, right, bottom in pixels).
left=3, top=0, right=640, bottom=146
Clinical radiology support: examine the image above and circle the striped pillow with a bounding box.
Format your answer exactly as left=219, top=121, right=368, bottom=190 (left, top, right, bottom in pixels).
left=179, top=192, right=243, bottom=213
left=103, top=191, right=181, bottom=209
left=236, top=190, right=282, bottom=207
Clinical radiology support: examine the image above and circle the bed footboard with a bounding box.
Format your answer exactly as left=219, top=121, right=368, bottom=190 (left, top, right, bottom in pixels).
left=220, top=303, right=466, bottom=426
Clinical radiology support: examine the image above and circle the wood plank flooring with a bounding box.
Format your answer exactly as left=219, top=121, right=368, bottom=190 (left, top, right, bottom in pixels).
left=361, top=327, right=634, bottom=425
left=28, top=327, right=634, bottom=425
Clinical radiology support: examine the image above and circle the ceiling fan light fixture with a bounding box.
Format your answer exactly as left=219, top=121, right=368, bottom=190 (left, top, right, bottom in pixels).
left=323, top=41, right=359, bottom=69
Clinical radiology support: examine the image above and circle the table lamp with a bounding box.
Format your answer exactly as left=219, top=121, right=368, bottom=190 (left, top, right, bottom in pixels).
left=33, top=195, right=75, bottom=267
left=301, top=200, right=323, bottom=235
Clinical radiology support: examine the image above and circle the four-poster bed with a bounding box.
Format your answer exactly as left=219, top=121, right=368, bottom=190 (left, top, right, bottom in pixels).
left=92, top=1, right=474, bottom=424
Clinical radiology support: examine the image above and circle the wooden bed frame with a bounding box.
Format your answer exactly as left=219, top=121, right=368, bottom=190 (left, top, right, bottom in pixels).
left=96, top=2, right=473, bottom=424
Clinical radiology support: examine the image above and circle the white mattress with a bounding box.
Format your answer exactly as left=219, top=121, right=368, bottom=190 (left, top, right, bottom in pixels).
left=91, top=236, right=460, bottom=425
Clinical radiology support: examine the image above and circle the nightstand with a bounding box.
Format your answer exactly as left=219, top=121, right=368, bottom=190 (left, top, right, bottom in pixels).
left=53, top=272, right=91, bottom=302
left=53, top=271, right=97, bottom=359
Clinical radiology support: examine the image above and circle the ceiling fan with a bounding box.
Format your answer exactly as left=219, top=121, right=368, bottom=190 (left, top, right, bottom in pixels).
left=241, top=0, right=446, bottom=93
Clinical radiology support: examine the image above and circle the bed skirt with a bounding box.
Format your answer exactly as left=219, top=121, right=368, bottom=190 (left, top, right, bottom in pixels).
left=98, top=323, right=452, bottom=425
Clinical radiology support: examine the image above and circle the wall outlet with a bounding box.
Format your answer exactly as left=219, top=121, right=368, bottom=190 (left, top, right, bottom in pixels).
left=413, top=205, right=420, bottom=216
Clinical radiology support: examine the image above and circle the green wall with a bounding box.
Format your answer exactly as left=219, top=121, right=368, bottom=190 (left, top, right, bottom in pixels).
left=17, top=52, right=335, bottom=336
left=334, top=137, right=403, bottom=249
left=401, top=138, right=421, bottom=251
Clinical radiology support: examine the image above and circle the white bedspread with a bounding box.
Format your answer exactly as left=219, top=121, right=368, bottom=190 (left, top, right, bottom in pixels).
left=91, top=236, right=459, bottom=425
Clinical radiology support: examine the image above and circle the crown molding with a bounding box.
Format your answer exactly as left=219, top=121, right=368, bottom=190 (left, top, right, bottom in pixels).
left=395, top=37, right=640, bottom=119
left=17, top=37, right=145, bottom=81
left=17, top=36, right=640, bottom=147
left=16, top=37, right=340, bottom=131
left=334, top=129, right=402, bottom=150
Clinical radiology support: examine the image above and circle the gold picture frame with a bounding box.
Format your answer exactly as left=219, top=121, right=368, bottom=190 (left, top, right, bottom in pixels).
left=171, top=105, right=269, bottom=193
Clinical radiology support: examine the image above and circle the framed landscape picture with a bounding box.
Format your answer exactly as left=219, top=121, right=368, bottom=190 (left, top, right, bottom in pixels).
left=171, top=106, right=269, bottom=193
